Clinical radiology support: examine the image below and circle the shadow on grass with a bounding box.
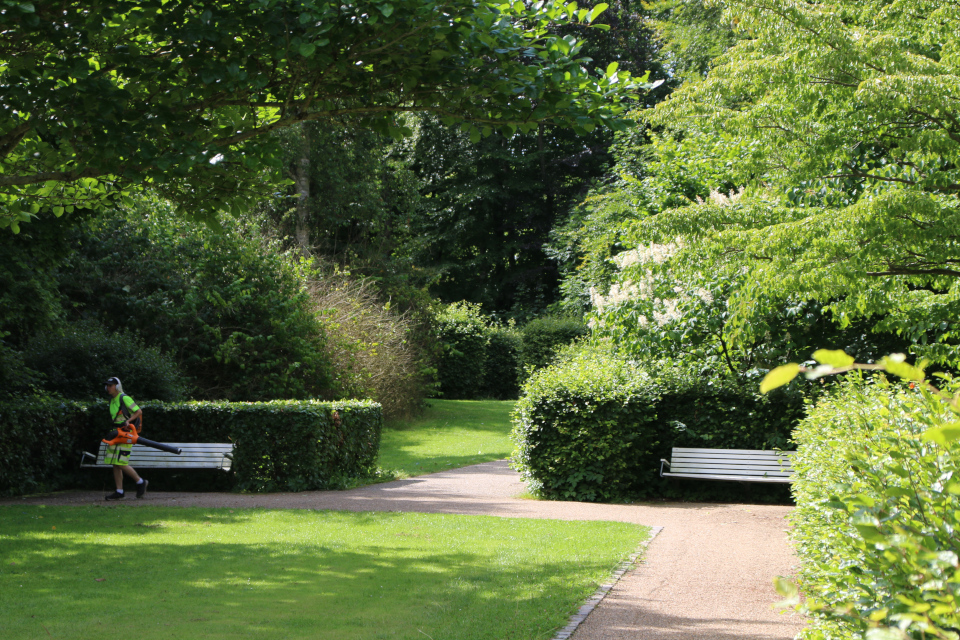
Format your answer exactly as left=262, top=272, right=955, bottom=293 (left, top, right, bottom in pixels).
left=1, top=506, right=645, bottom=640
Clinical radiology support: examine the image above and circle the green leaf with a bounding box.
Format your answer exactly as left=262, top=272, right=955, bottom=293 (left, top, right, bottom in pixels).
left=854, top=524, right=886, bottom=543
left=606, top=61, right=618, bottom=76
left=379, top=4, right=394, bottom=17
left=879, top=354, right=925, bottom=381
left=812, top=349, right=854, bottom=368
left=586, top=3, right=608, bottom=22
left=760, top=364, right=800, bottom=394
left=299, top=43, right=316, bottom=57
left=921, top=422, right=960, bottom=447
left=52, top=206, right=65, bottom=217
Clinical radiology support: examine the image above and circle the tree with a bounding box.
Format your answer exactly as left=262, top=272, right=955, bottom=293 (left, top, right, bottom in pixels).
left=628, top=0, right=960, bottom=365
left=0, top=0, right=648, bottom=231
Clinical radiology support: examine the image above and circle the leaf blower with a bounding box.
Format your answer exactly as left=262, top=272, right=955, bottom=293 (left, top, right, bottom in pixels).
left=103, top=427, right=182, bottom=455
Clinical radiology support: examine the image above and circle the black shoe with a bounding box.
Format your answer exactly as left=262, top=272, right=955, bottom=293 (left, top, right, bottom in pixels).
left=105, top=491, right=125, bottom=501
left=136, top=479, right=148, bottom=499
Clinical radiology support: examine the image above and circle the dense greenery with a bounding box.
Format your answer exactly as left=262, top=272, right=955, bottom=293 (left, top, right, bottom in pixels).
left=481, top=323, right=523, bottom=400
left=57, top=204, right=335, bottom=401
left=435, top=302, right=490, bottom=399
left=0, top=396, right=381, bottom=496
left=435, top=303, right=588, bottom=399
left=623, top=0, right=960, bottom=366
left=1, top=0, right=647, bottom=230
left=22, top=321, right=188, bottom=401
left=789, top=375, right=960, bottom=639
left=511, top=348, right=798, bottom=502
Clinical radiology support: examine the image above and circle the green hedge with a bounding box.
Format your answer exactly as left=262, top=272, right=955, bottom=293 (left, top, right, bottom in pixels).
left=435, top=302, right=489, bottom=399
left=0, top=397, right=381, bottom=496
left=790, top=376, right=960, bottom=639
left=481, top=325, right=522, bottom=400
left=511, top=351, right=801, bottom=502
left=518, top=316, right=587, bottom=374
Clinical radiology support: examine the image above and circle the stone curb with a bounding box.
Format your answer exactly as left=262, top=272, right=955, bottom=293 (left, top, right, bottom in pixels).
left=550, top=525, right=664, bottom=640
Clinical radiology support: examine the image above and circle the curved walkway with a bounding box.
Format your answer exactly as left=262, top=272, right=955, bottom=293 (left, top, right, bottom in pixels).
left=2, top=460, right=804, bottom=639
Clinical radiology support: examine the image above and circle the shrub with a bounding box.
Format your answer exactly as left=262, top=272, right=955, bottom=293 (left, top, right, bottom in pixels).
left=0, top=398, right=382, bottom=496
left=481, top=324, right=522, bottom=399
left=311, top=276, right=437, bottom=421
left=57, top=205, right=335, bottom=401
left=511, top=349, right=802, bottom=502
left=519, top=316, right=588, bottom=375
left=511, top=350, right=655, bottom=501
left=435, top=302, right=489, bottom=399
left=22, top=320, right=188, bottom=401
left=0, top=337, right=43, bottom=400
left=790, top=376, right=960, bottom=639
left=0, top=395, right=92, bottom=496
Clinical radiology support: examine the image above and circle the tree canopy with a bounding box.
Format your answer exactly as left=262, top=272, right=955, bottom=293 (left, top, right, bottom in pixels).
left=620, top=0, right=960, bottom=364
left=0, top=0, right=650, bottom=231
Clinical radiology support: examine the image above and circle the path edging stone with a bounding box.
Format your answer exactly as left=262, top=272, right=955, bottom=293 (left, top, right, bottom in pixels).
left=550, top=525, right=664, bottom=640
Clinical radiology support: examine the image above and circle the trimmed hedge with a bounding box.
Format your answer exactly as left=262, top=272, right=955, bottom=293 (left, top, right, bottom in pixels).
left=790, top=376, right=960, bottom=639
left=481, top=325, right=522, bottom=400
left=518, top=316, right=587, bottom=374
left=0, top=397, right=381, bottom=496
left=435, top=302, right=489, bottom=399
left=511, top=351, right=801, bottom=502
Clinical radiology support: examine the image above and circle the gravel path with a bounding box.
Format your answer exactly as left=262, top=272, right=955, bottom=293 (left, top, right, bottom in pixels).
left=2, top=460, right=805, bottom=639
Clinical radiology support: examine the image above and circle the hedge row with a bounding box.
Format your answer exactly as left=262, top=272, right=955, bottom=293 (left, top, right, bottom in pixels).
left=510, top=350, right=802, bottom=502
left=790, top=376, right=960, bottom=639
left=0, top=397, right=381, bottom=496
left=436, top=302, right=587, bottom=400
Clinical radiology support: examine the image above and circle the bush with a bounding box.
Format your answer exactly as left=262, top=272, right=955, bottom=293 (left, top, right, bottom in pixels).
left=481, top=324, right=522, bottom=399
left=312, top=276, right=437, bottom=421
left=519, top=316, right=588, bottom=375
left=22, top=320, right=188, bottom=401
left=0, top=398, right=382, bottom=496
left=0, top=395, right=92, bottom=496
left=511, top=350, right=802, bottom=502
left=790, top=376, right=960, bottom=639
left=435, top=302, right=489, bottom=399
left=0, top=338, right=43, bottom=400
left=511, top=351, right=656, bottom=501
left=57, top=205, right=335, bottom=401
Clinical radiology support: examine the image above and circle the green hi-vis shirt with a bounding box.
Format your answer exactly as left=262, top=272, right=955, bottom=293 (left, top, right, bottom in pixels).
left=109, top=394, right=140, bottom=424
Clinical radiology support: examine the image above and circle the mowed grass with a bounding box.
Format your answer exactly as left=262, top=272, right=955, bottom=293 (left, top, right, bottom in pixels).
left=1, top=505, right=648, bottom=640
left=378, top=399, right=516, bottom=477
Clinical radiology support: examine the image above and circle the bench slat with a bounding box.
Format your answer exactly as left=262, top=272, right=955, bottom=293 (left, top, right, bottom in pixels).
left=671, top=460, right=793, bottom=470
left=662, top=472, right=794, bottom=483
left=81, top=443, right=233, bottom=471
left=661, top=447, right=795, bottom=483
left=671, top=447, right=793, bottom=456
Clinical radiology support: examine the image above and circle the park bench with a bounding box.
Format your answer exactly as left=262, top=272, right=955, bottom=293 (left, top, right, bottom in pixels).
left=659, top=447, right=793, bottom=483
left=81, top=443, right=234, bottom=471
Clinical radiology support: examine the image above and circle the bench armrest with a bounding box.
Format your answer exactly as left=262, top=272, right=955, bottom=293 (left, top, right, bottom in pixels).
left=659, top=458, right=671, bottom=478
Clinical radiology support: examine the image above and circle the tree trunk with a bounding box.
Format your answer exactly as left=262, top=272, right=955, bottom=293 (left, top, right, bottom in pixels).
left=294, top=123, right=312, bottom=256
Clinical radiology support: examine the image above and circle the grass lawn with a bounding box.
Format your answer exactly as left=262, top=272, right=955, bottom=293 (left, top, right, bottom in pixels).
left=1, top=505, right=648, bottom=640
left=377, top=399, right=516, bottom=478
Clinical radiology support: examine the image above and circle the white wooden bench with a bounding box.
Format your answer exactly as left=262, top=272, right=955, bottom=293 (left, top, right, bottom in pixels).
left=81, top=443, right=234, bottom=471
left=660, top=447, right=793, bottom=483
